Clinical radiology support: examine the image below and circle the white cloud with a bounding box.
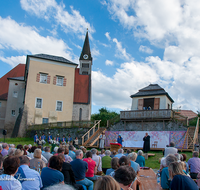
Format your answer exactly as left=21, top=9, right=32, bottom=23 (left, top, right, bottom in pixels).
left=113, top=38, right=132, bottom=61
left=91, top=47, right=100, bottom=58
left=105, top=32, right=111, bottom=41
left=0, top=56, right=26, bottom=68
left=105, top=60, right=114, bottom=66
left=139, top=45, right=153, bottom=54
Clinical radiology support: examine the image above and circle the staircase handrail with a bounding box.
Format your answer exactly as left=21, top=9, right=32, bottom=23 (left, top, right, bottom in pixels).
left=182, top=128, right=189, bottom=150
left=193, top=117, right=199, bottom=148
left=81, top=120, right=101, bottom=145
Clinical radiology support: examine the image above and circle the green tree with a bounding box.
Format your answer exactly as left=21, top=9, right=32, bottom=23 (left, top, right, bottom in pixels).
left=91, top=107, right=119, bottom=127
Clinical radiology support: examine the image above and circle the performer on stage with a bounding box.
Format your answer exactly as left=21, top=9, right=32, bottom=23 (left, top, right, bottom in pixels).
left=34, top=132, right=38, bottom=144
left=47, top=132, right=52, bottom=144
left=61, top=135, right=66, bottom=145
left=143, top=133, right=150, bottom=153
left=67, top=135, right=72, bottom=144
left=117, top=134, right=124, bottom=146
left=56, top=134, right=60, bottom=143
left=41, top=133, right=46, bottom=144
left=99, top=132, right=106, bottom=149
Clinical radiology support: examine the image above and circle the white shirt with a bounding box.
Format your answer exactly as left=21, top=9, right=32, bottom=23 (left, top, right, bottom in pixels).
left=92, top=154, right=102, bottom=172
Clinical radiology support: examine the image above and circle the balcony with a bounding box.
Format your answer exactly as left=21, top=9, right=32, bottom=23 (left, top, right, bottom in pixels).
left=120, top=109, right=173, bottom=121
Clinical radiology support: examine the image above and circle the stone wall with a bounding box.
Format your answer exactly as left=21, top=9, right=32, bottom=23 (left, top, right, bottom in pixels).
left=108, top=120, right=187, bottom=131
left=72, top=104, right=91, bottom=121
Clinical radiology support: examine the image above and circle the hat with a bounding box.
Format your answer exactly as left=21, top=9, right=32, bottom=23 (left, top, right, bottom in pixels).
left=49, top=132, right=51, bottom=134
left=57, top=134, right=59, bottom=136
left=119, top=134, right=121, bottom=136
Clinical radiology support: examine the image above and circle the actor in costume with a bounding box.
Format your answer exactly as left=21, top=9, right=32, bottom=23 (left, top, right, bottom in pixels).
left=117, top=135, right=124, bottom=146
left=61, top=135, right=66, bottom=145
left=56, top=134, right=60, bottom=142
left=143, top=133, right=150, bottom=153
left=34, top=132, right=38, bottom=143
left=68, top=135, right=72, bottom=144
left=47, top=133, right=53, bottom=144
left=99, top=132, right=106, bottom=149
left=41, top=133, right=46, bottom=144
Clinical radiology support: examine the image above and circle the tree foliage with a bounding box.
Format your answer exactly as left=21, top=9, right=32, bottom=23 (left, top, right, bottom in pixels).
left=91, top=107, right=119, bottom=127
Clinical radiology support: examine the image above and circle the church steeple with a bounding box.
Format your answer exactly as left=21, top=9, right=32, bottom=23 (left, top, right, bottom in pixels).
left=79, top=30, right=92, bottom=75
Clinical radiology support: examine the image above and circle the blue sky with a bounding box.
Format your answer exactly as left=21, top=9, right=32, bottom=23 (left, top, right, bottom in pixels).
left=0, top=0, right=200, bottom=114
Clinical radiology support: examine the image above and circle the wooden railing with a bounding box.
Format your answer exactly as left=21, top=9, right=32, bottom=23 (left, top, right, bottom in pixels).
left=81, top=120, right=101, bottom=145
left=193, top=117, right=199, bottom=147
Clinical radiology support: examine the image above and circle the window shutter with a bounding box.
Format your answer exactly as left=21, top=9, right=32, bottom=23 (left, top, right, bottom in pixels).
left=154, top=98, right=160, bottom=109
left=53, top=76, right=56, bottom=85
left=63, top=78, right=67, bottom=86
left=138, top=99, right=143, bottom=110
left=36, top=73, right=40, bottom=82
left=47, top=75, right=51, bottom=84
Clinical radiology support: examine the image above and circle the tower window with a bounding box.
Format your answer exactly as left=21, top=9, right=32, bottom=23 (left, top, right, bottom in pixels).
left=82, top=63, right=89, bottom=68
left=82, top=71, right=88, bottom=75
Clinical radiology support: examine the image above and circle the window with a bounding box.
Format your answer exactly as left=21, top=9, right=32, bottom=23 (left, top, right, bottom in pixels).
left=13, top=91, right=18, bottom=98
left=82, top=71, right=88, bottom=75
left=56, top=76, right=64, bottom=86
left=82, top=63, right=89, bottom=68
left=40, top=73, right=48, bottom=83
left=36, top=98, right=43, bottom=108
left=56, top=101, right=63, bottom=111
left=42, top=118, right=49, bottom=124
left=12, top=110, right=15, bottom=116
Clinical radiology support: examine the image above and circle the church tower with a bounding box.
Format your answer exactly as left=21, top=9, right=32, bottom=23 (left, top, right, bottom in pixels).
left=79, top=30, right=92, bottom=75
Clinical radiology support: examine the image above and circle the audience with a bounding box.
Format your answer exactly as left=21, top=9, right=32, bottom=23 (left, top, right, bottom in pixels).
left=114, top=149, right=124, bottom=158
left=110, top=150, right=117, bottom=158
left=106, top=157, right=119, bottom=175
left=70, top=150, right=93, bottom=190
left=99, top=149, right=105, bottom=158
left=164, top=142, right=178, bottom=157
left=187, top=151, right=200, bottom=179
left=1, top=143, right=9, bottom=157
left=0, top=154, right=3, bottom=175
left=124, top=149, right=131, bottom=156
left=128, top=152, right=140, bottom=174
left=0, top=156, right=22, bottom=189
left=135, top=150, right=145, bottom=167
left=0, top=144, right=2, bottom=155
left=64, top=147, right=73, bottom=163
left=42, top=146, right=53, bottom=162
left=181, top=153, right=189, bottom=173
left=69, top=145, right=76, bottom=160
left=91, top=148, right=102, bottom=175
left=102, top=150, right=112, bottom=174
left=168, top=161, right=198, bottom=190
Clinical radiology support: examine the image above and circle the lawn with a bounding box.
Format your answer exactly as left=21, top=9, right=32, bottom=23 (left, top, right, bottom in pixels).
left=0, top=138, right=194, bottom=169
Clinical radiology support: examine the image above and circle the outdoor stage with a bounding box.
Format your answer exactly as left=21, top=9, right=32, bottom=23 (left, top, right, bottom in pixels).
left=105, top=131, right=187, bottom=149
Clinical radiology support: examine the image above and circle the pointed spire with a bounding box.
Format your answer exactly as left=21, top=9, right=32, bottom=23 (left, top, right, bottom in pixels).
left=80, top=30, right=92, bottom=61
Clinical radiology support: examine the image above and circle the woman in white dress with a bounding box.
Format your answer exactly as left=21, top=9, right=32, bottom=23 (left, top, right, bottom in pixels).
left=99, top=132, right=106, bottom=149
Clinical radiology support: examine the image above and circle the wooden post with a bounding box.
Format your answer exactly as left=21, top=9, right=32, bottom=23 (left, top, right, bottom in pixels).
left=98, top=122, right=100, bottom=130
left=82, top=137, right=84, bottom=145
left=107, top=120, right=109, bottom=128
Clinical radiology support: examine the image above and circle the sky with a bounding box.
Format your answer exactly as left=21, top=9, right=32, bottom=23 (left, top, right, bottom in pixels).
left=0, top=0, right=200, bottom=114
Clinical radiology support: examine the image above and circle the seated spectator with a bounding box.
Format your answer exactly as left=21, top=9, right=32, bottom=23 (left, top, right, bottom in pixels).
left=1, top=143, right=9, bottom=157
left=55, top=147, right=65, bottom=156
left=91, top=148, right=102, bottom=175
left=114, top=149, right=124, bottom=159
left=14, top=149, right=24, bottom=157
left=30, top=148, right=46, bottom=172
left=43, top=183, right=76, bottom=190
left=135, top=150, right=145, bottom=167
left=69, top=145, right=76, bottom=160
left=82, top=147, right=87, bottom=158
left=41, top=155, right=64, bottom=188
left=42, top=146, right=53, bottom=162
left=7, top=148, right=16, bottom=157
left=181, top=161, right=190, bottom=176
left=16, top=144, right=23, bottom=150
left=59, top=154, right=84, bottom=190
left=0, top=156, right=22, bottom=189
left=73, top=137, right=79, bottom=149
left=70, top=150, right=93, bottom=190
left=15, top=155, right=43, bottom=189
left=99, top=149, right=105, bottom=158
left=0, top=154, right=3, bottom=175
left=102, top=150, right=112, bottom=174
left=0, top=144, right=2, bottom=156
left=128, top=153, right=140, bottom=174
left=181, top=153, right=189, bottom=173
left=124, top=149, right=131, bottom=156
left=168, top=161, right=198, bottom=190
left=94, top=175, right=121, bottom=190
left=110, top=150, right=117, bottom=158
left=106, top=157, right=119, bottom=175
left=161, top=154, right=178, bottom=190
left=174, top=153, right=181, bottom=161
left=164, top=142, right=178, bottom=157
left=83, top=151, right=97, bottom=181
left=64, top=148, right=73, bottom=163
left=23, top=145, right=29, bottom=156
left=187, top=151, right=200, bottom=179
left=114, top=165, right=137, bottom=190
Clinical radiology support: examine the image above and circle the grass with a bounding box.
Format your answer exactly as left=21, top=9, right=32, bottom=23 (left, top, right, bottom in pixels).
left=0, top=138, right=194, bottom=169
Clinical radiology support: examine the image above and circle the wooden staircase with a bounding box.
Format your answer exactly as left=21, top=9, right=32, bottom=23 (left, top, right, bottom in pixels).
left=81, top=120, right=107, bottom=147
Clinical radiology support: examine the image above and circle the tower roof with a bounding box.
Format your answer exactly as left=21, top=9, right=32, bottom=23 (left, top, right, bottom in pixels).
left=80, top=31, right=92, bottom=61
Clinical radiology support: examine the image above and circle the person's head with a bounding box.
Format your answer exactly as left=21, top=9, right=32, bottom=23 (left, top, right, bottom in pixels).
left=138, top=150, right=143, bottom=156
left=75, top=150, right=83, bottom=159
left=166, top=154, right=178, bottom=167
left=119, top=156, right=130, bottom=166
left=105, top=150, right=111, bottom=156
left=181, top=154, right=187, bottom=161
left=128, top=152, right=137, bottom=162
left=112, top=150, right=117, bottom=155
left=43, top=184, right=75, bottom=190
left=57, top=147, right=65, bottom=154
left=63, top=135, right=65, bottom=137
left=3, top=156, right=20, bottom=175
left=118, top=135, right=121, bottom=138
left=19, top=155, right=30, bottom=166
left=9, top=144, right=15, bottom=148
left=193, top=151, right=199, bottom=157
left=8, top=148, right=15, bottom=156
left=126, top=149, right=131, bottom=154
left=94, top=176, right=121, bottom=190
left=0, top=145, right=2, bottom=153
left=174, top=153, right=181, bottom=161
left=57, top=134, right=59, bottom=136
left=24, top=145, right=29, bottom=151
left=44, top=146, right=51, bottom=153
left=91, top=148, right=97, bottom=155
left=145, top=133, right=148, bottom=136
left=181, top=161, right=187, bottom=171
left=39, top=136, right=41, bottom=140
left=86, top=151, right=92, bottom=158
left=0, top=154, right=3, bottom=169
left=14, top=149, right=24, bottom=157
left=111, top=157, right=119, bottom=170
left=69, top=135, right=71, bottom=137
left=31, top=146, right=37, bottom=153
left=16, top=144, right=23, bottom=150
left=82, top=148, right=87, bottom=153
left=64, top=148, right=69, bottom=155
left=34, top=148, right=42, bottom=159
left=75, top=137, right=78, bottom=139
left=101, top=149, right=105, bottom=154
left=69, top=145, right=74, bottom=151
left=168, top=161, right=185, bottom=179
left=114, top=166, right=136, bottom=188
left=2, top=143, right=9, bottom=150
left=49, top=155, right=64, bottom=171
left=58, top=153, right=65, bottom=162
left=118, top=149, right=124, bottom=154
left=169, top=142, right=175, bottom=147
left=38, top=145, right=42, bottom=149
left=42, top=133, right=44, bottom=135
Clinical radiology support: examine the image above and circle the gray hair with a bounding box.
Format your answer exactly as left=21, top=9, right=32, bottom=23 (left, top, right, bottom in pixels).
left=44, top=184, right=75, bottom=190
left=2, top=143, right=8, bottom=149
left=174, top=153, right=181, bottom=161
left=75, top=150, right=83, bottom=157
left=128, top=152, right=137, bottom=161
left=91, top=148, right=97, bottom=155
left=166, top=154, right=178, bottom=166
left=0, top=145, right=2, bottom=151
left=138, top=150, right=143, bottom=156
left=9, top=144, right=15, bottom=148
left=19, top=155, right=30, bottom=165
left=44, top=147, right=50, bottom=152
left=54, top=147, right=59, bottom=153
left=105, top=150, right=111, bottom=156
left=193, top=151, right=199, bottom=157
left=118, top=149, right=124, bottom=154
left=69, top=145, right=74, bottom=151
left=8, top=148, right=16, bottom=156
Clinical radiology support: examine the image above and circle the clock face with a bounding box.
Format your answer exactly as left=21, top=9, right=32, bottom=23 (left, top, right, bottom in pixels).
left=83, top=54, right=88, bottom=59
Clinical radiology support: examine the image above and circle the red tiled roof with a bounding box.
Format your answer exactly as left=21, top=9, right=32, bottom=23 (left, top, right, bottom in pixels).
left=178, top=110, right=197, bottom=120
left=0, top=64, right=25, bottom=100
left=73, top=68, right=90, bottom=104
